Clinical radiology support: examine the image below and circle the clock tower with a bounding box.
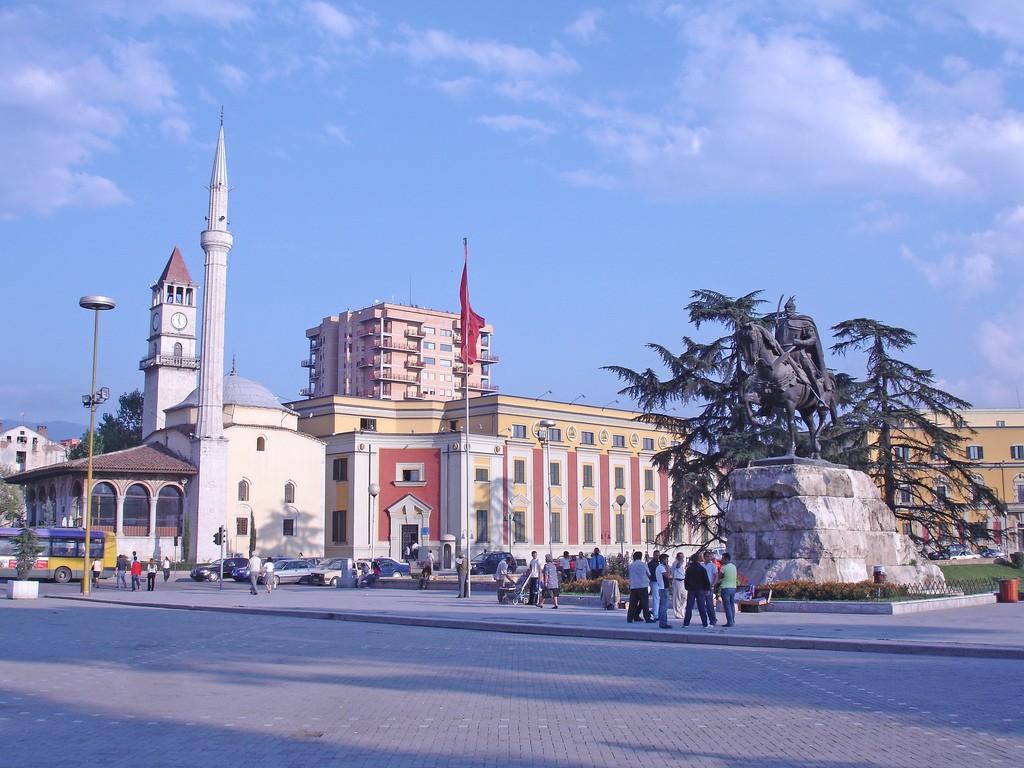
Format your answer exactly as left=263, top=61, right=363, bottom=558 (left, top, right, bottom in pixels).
left=141, top=246, right=199, bottom=438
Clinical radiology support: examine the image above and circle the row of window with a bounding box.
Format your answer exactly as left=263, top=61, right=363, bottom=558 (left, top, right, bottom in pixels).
left=508, top=424, right=656, bottom=451
left=894, top=444, right=1024, bottom=461
left=238, top=480, right=296, bottom=504
left=479, top=510, right=659, bottom=545
left=233, top=516, right=297, bottom=538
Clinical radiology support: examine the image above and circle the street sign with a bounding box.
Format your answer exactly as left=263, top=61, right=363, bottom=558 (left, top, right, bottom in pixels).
left=421, top=527, right=429, bottom=536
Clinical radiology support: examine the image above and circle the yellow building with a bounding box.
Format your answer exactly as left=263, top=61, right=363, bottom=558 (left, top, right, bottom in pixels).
left=287, top=393, right=682, bottom=566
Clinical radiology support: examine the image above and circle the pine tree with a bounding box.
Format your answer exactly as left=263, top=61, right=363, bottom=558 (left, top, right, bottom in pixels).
left=831, top=318, right=1003, bottom=544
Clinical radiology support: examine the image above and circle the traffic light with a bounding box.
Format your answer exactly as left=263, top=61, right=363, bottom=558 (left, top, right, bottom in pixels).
left=213, top=527, right=223, bottom=546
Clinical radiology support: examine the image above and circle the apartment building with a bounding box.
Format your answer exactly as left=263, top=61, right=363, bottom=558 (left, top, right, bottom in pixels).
left=301, top=303, right=496, bottom=402
left=0, top=423, right=67, bottom=475
left=287, top=393, right=681, bottom=566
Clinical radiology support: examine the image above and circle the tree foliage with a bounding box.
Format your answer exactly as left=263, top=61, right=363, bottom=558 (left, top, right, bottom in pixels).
left=68, top=390, right=143, bottom=460
left=609, top=291, right=1001, bottom=548
left=12, top=523, right=43, bottom=580
left=0, top=465, right=24, bottom=526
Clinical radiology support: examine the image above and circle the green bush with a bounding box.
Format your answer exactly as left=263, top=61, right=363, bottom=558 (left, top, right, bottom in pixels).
left=766, top=579, right=913, bottom=601
left=1011, top=552, right=1024, bottom=570
left=12, top=525, right=43, bottom=580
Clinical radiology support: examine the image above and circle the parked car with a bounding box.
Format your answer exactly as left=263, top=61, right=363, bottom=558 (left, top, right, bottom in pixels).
left=945, top=544, right=979, bottom=560
left=374, top=557, right=410, bottom=577
left=470, top=551, right=515, bottom=575
left=191, top=557, right=249, bottom=582
left=230, top=565, right=251, bottom=582
left=309, top=558, right=350, bottom=586
left=926, top=549, right=946, bottom=561
left=267, top=559, right=315, bottom=586
left=979, top=547, right=1006, bottom=559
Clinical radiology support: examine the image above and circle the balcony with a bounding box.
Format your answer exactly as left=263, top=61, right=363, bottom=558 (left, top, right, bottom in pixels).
left=299, top=386, right=315, bottom=397
left=357, top=357, right=381, bottom=367
left=300, top=358, right=315, bottom=368
left=374, top=338, right=419, bottom=352
left=478, top=352, right=499, bottom=364
left=139, top=355, right=200, bottom=371
left=358, top=325, right=381, bottom=337
left=371, top=370, right=419, bottom=383
left=405, top=326, right=426, bottom=339
left=406, top=356, right=425, bottom=368
left=405, top=389, right=425, bottom=400
left=476, top=381, right=499, bottom=392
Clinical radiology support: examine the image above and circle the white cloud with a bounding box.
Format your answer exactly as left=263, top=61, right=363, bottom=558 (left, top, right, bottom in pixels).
left=95, top=0, right=252, bottom=24
left=399, top=27, right=579, bottom=79
left=566, top=9, right=605, bottom=43
left=854, top=200, right=908, bottom=234
left=901, top=245, right=996, bottom=295
left=218, top=63, right=249, bottom=90
left=323, top=123, right=350, bottom=144
left=306, top=1, right=358, bottom=39
left=477, top=114, right=555, bottom=136
left=936, top=0, right=1024, bottom=45
left=433, top=76, right=478, bottom=99
left=160, top=116, right=191, bottom=142
left=559, top=169, right=617, bottom=190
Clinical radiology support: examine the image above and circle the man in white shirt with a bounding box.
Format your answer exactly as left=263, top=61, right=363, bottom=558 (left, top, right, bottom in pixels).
left=247, top=553, right=261, bottom=596
left=671, top=552, right=687, bottom=619
left=626, top=551, right=655, bottom=624
left=494, top=556, right=515, bottom=603
left=527, top=551, right=541, bottom=605
left=702, top=551, right=718, bottom=627
left=655, top=553, right=672, bottom=628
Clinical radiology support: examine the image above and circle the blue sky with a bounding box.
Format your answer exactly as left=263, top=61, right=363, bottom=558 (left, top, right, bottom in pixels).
left=4, top=0, right=1024, bottom=427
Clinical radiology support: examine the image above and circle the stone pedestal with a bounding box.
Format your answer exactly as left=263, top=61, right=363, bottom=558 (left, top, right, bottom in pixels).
left=727, top=462, right=944, bottom=585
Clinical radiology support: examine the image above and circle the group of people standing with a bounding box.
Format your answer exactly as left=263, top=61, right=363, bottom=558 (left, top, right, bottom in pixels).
left=112, top=553, right=171, bottom=591
left=628, top=549, right=738, bottom=629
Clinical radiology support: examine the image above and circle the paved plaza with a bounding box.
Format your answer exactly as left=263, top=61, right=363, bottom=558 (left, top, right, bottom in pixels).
left=1, top=581, right=1022, bottom=767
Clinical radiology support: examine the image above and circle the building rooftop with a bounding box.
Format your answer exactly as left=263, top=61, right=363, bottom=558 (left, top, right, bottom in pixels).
left=6, top=443, right=197, bottom=483
left=157, top=246, right=194, bottom=285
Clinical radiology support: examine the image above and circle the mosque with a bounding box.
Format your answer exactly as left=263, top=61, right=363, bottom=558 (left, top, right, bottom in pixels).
left=12, top=123, right=325, bottom=565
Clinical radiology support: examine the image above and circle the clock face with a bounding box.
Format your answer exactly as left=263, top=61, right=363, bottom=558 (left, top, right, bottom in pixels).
left=171, top=312, right=188, bottom=331
left=152, top=314, right=160, bottom=331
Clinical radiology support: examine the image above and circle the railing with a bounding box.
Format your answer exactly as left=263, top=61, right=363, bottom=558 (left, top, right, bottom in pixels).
left=478, top=352, right=499, bottom=363
left=405, top=327, right=425, bottom=338
left=155, top=526, right=181, bottom=537
left=357, top=357, right=379, bottom=367
left=122, top=525, right=150, bottom=537
left=139, top=355, right=200, bottom=371
left=358, top=325, right=381, bottom=336
left=299, top=387, right=314, bottom=396
left=371, top=370, right=418, bottom=383
left=477, top=382, right=499, bottom=392
left=373, top=339, right=419, bottom=352
left=406, top=357, right=425, bottom=368
left=300, top=358, right=315, bottom=367
left=405, top=390, right=425, bottom=400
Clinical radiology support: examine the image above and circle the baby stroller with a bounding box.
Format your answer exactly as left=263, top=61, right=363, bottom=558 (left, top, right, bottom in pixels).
left=501, top=572, right=530, bottom=605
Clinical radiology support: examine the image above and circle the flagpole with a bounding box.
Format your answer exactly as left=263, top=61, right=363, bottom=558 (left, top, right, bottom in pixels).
left=463, top=237, right=472, bottom=598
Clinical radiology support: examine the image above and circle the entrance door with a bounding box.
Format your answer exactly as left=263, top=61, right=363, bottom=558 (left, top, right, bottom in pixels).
left=401, top=525, right=419, bottom=561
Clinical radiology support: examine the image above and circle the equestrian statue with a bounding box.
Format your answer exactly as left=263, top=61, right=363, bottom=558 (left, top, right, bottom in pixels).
left=736, top=297, right=839, bottom=459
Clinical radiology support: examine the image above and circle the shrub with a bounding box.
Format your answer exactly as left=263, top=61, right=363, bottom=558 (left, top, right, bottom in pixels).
left=766, top=579, right=913, bottom=601
left=12, top=524, right=43, bottom=581
left=1011, top=552, right=1024, bottom=570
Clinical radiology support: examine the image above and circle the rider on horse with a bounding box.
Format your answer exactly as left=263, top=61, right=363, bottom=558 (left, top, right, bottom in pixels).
left=774, top=297, right=829, bottom=405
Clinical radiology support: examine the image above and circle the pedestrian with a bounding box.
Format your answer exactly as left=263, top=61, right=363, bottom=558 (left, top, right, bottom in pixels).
left=526, top=550, right=541, bottom=605
left=590, top=547, right=606, bottom=578
left=719, top=553, right=738, bottom=627
left=92, top=557, right=103, bottom=587
left=162, top=556, right=171, bottom=582
left=559, top=550, right=572, bottom=582
left=455, top=553, right=468, bottom=598
left=574, top=551, right=590, bottom=581
left=494, top=555, right=515, bottom=603
left=262, top=557, right=275, bottom=593
left=247, top=552, right=262, bottom=595
left=656, top=553, right=672, bottom=628
left=702, top=550, right=719, bottom=627
left=146, top=558, right=158, bottom=591
left=626, top=551, right=655, bottom=624
left=418, top=549, right=434, bottom=590
left=357, top=560, right=371, bottom=588
left=683, top=554, right=711, bottom=628
left=538, top=553, right=561, bottom=609
left=671, top=552, right=687, bottom=619
left=129, top=556, right=142, bottom=591
left=115, top=554, right=128, bottom=589
left=648, top=549, right=662, bottom=620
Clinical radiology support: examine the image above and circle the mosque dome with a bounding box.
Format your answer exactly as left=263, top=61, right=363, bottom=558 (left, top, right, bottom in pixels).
left=170, top=371, right=293, bottom=413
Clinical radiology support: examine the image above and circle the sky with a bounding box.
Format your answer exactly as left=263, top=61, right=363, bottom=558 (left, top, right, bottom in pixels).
left=3, top=0, right=1024, bottom=428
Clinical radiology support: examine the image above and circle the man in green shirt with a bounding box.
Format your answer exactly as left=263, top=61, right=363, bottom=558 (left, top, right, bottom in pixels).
left=719, top=553, right=738, bottom=627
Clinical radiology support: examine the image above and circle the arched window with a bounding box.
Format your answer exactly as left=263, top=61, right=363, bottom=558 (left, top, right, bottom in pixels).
left=256, top=436, right=266, bottom=452
left=71, top=481, right=82, bottom=526
left=156, top=486, right=184, bottom=536
left=284, top=482, right=295, bottom=504
left=90, top=482, right=117, bottom=532
left=123, top=484, right=150, bottom=536
left=173, top=342, right=183, bottom=359
left=238, top=479, right=250, bottom=502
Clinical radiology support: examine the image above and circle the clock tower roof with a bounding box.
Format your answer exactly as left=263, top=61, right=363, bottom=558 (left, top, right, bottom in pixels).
left=158, top=246, right=194, bottom=285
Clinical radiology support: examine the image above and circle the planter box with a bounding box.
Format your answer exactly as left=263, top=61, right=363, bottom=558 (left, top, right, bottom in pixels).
left=6, top=580, right=39, bottom=600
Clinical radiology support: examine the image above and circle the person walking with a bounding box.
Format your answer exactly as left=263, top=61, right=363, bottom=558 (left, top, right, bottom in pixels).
left=526, top=551, right=541, bottom=605
left=162, top=556, right=171, bottom=582
left=683, top=554, right=711, bottom=628
left=574, top=551, right=590, bottom=581
left=590, top=547, right=606, bottom=578
left=92, top=557, right=103, bottom=587
left=115, top=554, right=128, bottom=589
left=129, top=556, right=142, bottom=591
left=626, top=551, right=654, bottom=624
left=494, top=555, right=515, bottom=603
left=702, top=550, right=719, bottom=627
left=146, top=558, right=158, bottom=591
left=655, top=553, right=672, bottom=628
left=455, top=554, right=468, bottom=598
left=247, top=553, right=261, bottom=595
left=537, top=554, right=561, bottom=609
left=719, top=553, right=738, bottom=627
left=671, top=552, right=687, bottom=619
left=262, top=557, right=275, bottom=594
left=418, top=549, right=434, bottom=590
left=647, top=549, right=662, bottom=620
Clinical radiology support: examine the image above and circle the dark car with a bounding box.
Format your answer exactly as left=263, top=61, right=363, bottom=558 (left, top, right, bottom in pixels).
left=374, top=557, right=410, bottom=577
left=190, top=557, right=249, bottom=582
left=470, top=551, right=514, bottom=575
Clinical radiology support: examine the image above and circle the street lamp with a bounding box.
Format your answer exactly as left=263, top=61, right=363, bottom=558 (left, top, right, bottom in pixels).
left=79, top=295, right=116, bottom=596
left=616, top=494, right=627, bottom=559
left=536, top=418, right=556, bottom=558
left=368, top=482, right=380, bottom=561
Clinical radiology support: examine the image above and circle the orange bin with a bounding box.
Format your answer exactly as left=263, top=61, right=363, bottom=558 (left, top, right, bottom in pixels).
left=997, top=578, right=1019, bottom=603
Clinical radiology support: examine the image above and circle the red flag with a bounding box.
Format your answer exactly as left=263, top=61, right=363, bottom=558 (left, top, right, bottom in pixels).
left=459, top=238, right=485, bottom=366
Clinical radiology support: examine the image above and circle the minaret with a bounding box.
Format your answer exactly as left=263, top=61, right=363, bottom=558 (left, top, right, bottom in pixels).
left=190, top=118, right=233, bottom=561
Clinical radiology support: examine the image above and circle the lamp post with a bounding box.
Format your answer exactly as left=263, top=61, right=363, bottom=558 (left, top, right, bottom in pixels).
left=368, top=482, right=380, bottom=561
left=616, top=494, right=627, bottom=559
left=535, top=419, right=556, bottom=558
left=79, top=295, right=116, bottom=596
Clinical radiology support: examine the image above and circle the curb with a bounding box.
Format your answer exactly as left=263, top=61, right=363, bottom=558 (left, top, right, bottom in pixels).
left=44, top=594, right=1024, bottom=660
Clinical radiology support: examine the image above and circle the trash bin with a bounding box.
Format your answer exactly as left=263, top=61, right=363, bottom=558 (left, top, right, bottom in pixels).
left=997, top=578, right=1019, bottom=603
left=872, top=565, right=886, bottom=584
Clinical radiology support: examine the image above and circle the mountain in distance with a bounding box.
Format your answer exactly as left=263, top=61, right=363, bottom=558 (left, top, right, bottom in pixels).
left=1, top=418, right=88, bottom=442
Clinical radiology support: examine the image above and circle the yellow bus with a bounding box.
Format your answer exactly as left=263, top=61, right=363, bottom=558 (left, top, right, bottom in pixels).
left=0, top=528, right=117, bottom=584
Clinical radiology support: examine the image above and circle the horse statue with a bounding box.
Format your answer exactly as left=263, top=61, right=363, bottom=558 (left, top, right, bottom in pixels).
left=735, top=322, right=839, bottom=459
